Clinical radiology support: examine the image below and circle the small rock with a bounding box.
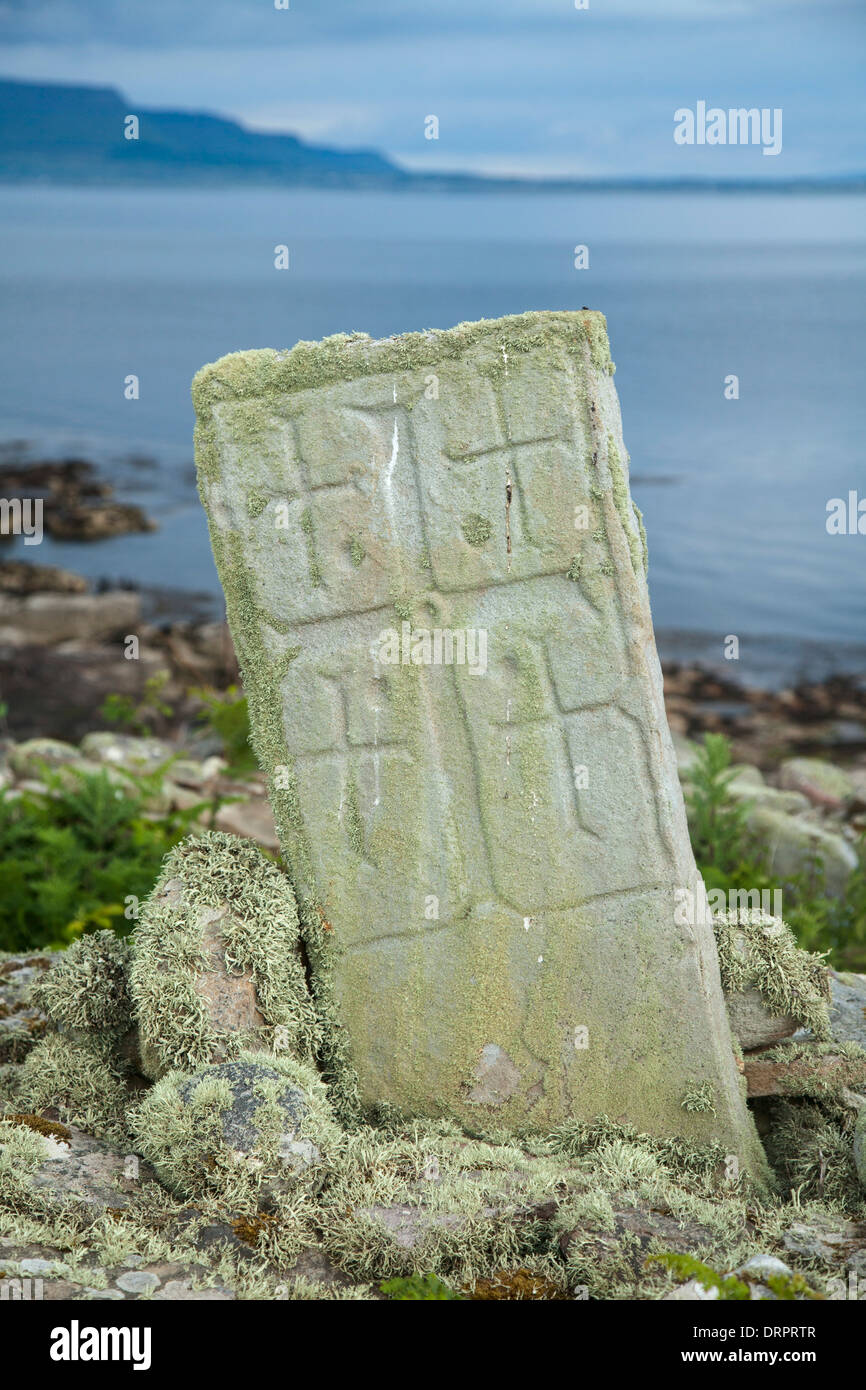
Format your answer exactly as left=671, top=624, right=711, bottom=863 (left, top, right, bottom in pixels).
left=154, top=1280, right=235, bottom=1301
left=131, top=1055, right=338, bottom=1203
left=778, top=758, right=855, bottom=811
left=115, top=1270, right=161, bottom=1295
left=81, top=1287, right=126, bottom=1300
left=27, top=1125, right=157, bottom=1212
left=0, top=561, right=88, bottom=595
left=731, top=784, right=811, bottom=815
left=829, top=971, right=866, bottom=1050
left=20, top=1257, right=61, bottom=1276
left=213, top=797, right=279, bottom=853
left=0, top=591, right=140, bottom=646
left=7, top=738, right=82, bottom=779
left=663, top=1278, right=719, bottom=1301
left=725, top=987, right=797, bottom=1050
left=736, top=1254, right=792, bottom=1282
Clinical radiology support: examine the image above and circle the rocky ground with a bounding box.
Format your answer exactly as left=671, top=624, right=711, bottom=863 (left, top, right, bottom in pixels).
left=2, top=556, right=866, bottom=1301
left=1, top=933, right=865, bottom=1302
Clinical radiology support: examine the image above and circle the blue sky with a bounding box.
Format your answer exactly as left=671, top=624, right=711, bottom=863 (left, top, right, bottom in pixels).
left=1, top=0, right=863, bottom=177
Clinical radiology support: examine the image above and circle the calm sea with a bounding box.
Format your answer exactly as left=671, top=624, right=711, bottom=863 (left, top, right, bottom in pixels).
left=1, top=185, right=865, bottom=687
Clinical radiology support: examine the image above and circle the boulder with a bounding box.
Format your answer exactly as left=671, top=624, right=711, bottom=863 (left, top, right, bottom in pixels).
left=130, top=1055, right=340, bottom=1202
left=748, top=806, right=858, bottom=897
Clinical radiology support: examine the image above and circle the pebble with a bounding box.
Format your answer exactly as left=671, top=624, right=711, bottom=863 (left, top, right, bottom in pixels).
left=115, top=1270, right=161, bottom=1295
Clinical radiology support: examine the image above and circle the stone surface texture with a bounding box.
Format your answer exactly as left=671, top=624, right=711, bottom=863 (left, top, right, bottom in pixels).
left=193, top=310, right=762, bottom=1166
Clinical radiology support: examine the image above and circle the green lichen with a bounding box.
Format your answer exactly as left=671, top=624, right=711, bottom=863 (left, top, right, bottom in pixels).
left=247, top=490, right=268, bottom=519
left=192, top=312, right=614, bottom=434
left=129, top=830, right=321, bottom=1080
left=606, top=435, right=645, bottom=577
left=11, top=1034, right=132, bottom=1146
left=461, top=513, right=493, bottom=548
left=757, top=1039, right=866, bottom=1099
left=298, top=507, right=323, bottom=588
left=343, top=778, right=365, bottom=858
left=566, top=556, right=582, bottom=582
left=763, top=1098, right=863, bottom=1209
left=349, top=535, right=366, bottom=567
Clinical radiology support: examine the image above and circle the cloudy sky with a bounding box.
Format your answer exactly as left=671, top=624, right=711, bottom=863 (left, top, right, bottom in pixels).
left=1, top=0, right=863, bottom=177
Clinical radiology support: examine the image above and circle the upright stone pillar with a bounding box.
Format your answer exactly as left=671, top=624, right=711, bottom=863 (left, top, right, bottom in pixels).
left=193, top=310, right=763, bottom=1171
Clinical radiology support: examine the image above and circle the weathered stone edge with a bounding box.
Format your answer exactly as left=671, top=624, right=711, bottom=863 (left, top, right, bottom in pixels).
left=190, top=308, right=614, bottom=412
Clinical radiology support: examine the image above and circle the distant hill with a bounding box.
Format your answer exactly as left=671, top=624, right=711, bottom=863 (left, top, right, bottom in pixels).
left=1, top=78, right=863, bottom=193
left=0, top=78, right=410, bottom=188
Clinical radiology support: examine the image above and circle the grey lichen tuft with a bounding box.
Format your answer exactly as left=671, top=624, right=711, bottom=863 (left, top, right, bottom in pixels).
left=33, top=931, right=133, bottom=1038
left=129, top=830, right=322, bottom=1080
left=681, top=1082, right=717, bottom=1115
left=12, top=1033, right=132, bottom=1146
left=714, top=910, right=831, bottom=1040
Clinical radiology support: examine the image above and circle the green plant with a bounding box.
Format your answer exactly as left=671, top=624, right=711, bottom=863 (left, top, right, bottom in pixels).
left=0, top=765, right=209, bottom=953
left=99, top=670, right=174, bottom=735
left=686, top=734, right=866, bottom=971
left=686, top=733, right=753, bottom=874
left=380, top=1273, right=464, bottom=1301
left=645, top=1252, right=749, bottom=1300
left=191, top=684, right=256, bottom=775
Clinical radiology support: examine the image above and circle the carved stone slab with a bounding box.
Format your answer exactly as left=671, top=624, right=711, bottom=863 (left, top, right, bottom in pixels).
left=193, top=310, right=763, bottom=1169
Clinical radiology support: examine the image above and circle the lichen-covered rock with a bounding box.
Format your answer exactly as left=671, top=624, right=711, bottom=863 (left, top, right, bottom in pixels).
left=33, top=931, right=133, bottom=1039
left=854, top=1107, right=866, bottom=1193
left=6, top=738, right=84, bottom=779
left=0, top=1117, right=157, bottom=1213
left=0, top=951, right=55, bottom=1063
left=129, top=1054, right=340, bottom=1202
left=129, top=831, right=321, bottom=1079
left=80, top=731, right=174, bottom=774
left=715, top=910, right=831, bottom=1044
left=11, top=1033, right=134, bottom=1145
left=193, top=309, right=763, bottom=1172
left=829, top=970, right=866, bottom=1051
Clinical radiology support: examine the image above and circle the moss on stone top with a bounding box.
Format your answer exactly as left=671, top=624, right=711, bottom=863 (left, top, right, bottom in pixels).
left=191, top=310, right=614, bottom=416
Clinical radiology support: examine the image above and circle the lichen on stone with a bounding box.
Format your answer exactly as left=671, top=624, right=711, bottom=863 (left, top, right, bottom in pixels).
left=461, top=513, right=493, bottom=547
left=33, top=931, right=133, bottom=1038
left=714, top=910, right=831, bottom=1041
left=11, top=1033, right=133, bottom=1146
left=129, top=830, right=321, bottom=1079
left=129, top=1052, right=340, bottom=1210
